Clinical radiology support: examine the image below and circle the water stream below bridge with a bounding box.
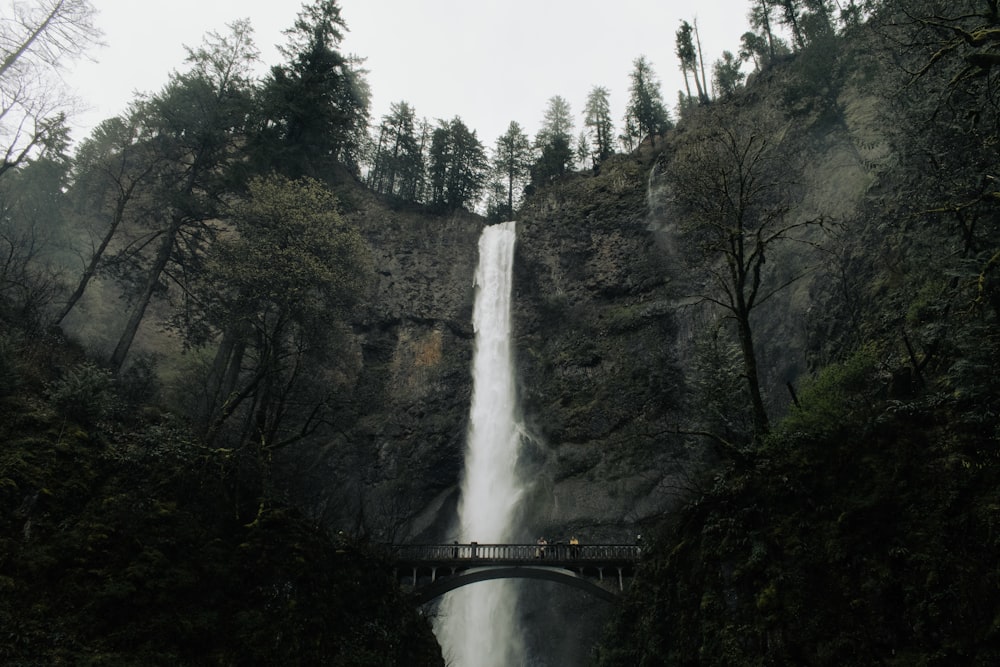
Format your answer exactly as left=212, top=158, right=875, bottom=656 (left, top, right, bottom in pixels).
left=434, top=221, right=526, bottom=666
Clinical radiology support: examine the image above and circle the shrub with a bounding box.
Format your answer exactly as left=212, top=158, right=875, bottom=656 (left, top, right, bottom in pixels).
left=773, top=344, right=883, bottom=442
left=0, top=332, right=23, bottom=399
left=47, top=362, right=118, bottom=425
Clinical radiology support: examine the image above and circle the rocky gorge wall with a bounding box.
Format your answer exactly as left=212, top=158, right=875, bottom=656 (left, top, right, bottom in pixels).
left=276, top=77, right=882, bottom=553
left=274, top=195, right=483, bottom=541
left=275, top=155, right=697, bottom=546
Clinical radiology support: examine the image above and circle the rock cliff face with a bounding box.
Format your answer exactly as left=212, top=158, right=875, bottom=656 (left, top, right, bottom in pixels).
left=277, top=82, right=880, bottom=554
left=276, top=156, right=698, bottom=545
left=272, top=89, right=879, bottom=667
left=275, top=196, right=483, bottom=541
left=513, top=157, right=689, bottom=543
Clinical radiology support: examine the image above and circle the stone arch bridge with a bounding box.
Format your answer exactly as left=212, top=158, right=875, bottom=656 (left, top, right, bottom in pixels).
left=391, top=543, right=641, bottom=604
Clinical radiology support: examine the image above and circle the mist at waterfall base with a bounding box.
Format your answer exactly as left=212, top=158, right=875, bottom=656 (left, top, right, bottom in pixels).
left=435, top=221, right=527, bottom=666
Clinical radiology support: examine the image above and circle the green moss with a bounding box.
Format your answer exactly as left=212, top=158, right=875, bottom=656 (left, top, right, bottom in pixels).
left=773, top=344, right=882, bottom=442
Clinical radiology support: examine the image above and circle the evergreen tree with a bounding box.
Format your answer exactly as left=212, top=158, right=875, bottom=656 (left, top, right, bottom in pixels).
left=739, top=31, right=766, bottom=71
left=776, top=0, right=806, bottom=50
left=0, top=154, right=68, bottom=326
left=836, top=0, right=869, bottom=31
left=489, top=120, right=532, bottom=220
left=583, top=86, right=616, bottom=165
left=193, top=175, right=372, bottom=449
left=254, top=0, right=370, bottom=180
left=108, top=21, right=258, bottom=371
left=537, top=94, right=574, bottom=146
left=625, top=56, right=671, bottom=148
left=368, top=101, right=423, bottom=202
left=428, top=117, right=487, bottom=211
left=800, top=0, right=835, bottom=44
left=748, top=0, right=779, bottom=62
left=55, top=110, right=159, bottom=327
left=713, top=51, right=746, bottom=98
left=676, top=21, right=697, bottom=103
left=531, top=96, right=575, bottom=184
left=575, top=130, right=591, bottom=170
left=676, top=22, right=710, bottom=104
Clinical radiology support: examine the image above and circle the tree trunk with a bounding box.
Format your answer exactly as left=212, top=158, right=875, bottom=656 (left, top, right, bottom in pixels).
left=781, top=0, right=806, bottom=50
left=507, top=152, right=515, bottom=218
left=694, top=20, right=711, bottom=102
left=692, top=70, right=707, bottom=106
left=54, top=198, right=131, bottom=327
left=203, top=326, right=248, bottom=432
left=108, top=218, right=180, bottom=372
left=764, top=1, right=777, bottom=59
left=736, top=313, right=770, bottom=441
left=0, top=0, right=64, bottom=78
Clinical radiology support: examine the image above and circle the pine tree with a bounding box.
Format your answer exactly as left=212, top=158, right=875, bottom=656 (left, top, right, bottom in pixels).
left=748, top=0, right=779, bottom=62
left=676, top=22, right=709, bottom=104
left=713, top=51, right=746, bottom=98
left=490, top=121, right=532, bottom=220
left=108, top=21, right=259, bottom=371
left=625, top=56, right=670, bottom=148
left=369, top=101, right=423, bottom=202
left=428, top=117, right=487, bottom=212
left=255, top=0, right=370, bottom=180
left=583, top=86, right=616, bottom=166
left=531, top=96, right=575, bottom=184
left=800, top=0, right=834, bottom=44
left=776, top=0, right=806, bottom=50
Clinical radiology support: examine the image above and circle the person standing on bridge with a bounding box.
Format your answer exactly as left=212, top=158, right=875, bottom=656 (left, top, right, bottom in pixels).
left=570, top=535, right=579, bottom=558
left=536, top=537, right=548, bottom=559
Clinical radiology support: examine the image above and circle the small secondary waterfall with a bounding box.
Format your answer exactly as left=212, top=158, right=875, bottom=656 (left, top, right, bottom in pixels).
left=436, top=221, right=526, bottom=666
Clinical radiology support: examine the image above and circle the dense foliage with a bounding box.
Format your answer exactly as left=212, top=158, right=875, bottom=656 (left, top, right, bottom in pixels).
left=0, top=3, right=441, bottom=663
left=595, top=1, right=1000, bottom=663
left=4, top=0, right=1000, bottom=664
left=0, top=325, right=442, bottom=665
left=596, top=342, right=1000, bottom=665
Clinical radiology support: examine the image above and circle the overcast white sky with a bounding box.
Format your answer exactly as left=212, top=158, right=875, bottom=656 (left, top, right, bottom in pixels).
left=65, top=0, right=750, bottom=150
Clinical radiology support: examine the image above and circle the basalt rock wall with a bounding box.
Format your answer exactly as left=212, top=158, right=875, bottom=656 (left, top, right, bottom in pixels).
left=277, top=82, right=879, bottom=550
left=275, top=195, right=483, bottom=541
left=275, top=160, right=693, bottom=545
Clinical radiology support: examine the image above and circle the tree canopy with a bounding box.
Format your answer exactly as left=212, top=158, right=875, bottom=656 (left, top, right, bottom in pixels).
left=0, top=0, right=102, bottom=177
left=625, top=56, right=671, bottom=148
left=428, top=116, right=488, bottom=211
left=254, top=0, right=370, bottom=180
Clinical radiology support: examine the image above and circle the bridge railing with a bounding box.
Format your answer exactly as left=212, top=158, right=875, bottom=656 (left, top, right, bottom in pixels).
left=392, top=543, right=641, bottom=564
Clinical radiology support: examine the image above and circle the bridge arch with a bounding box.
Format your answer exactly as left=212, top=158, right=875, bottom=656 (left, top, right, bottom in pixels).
left=413, top=566, right=618, bottom=604
left=392, top=543, right=640, bottom=605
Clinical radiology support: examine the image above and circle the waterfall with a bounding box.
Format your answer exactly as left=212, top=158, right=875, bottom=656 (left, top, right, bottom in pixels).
left=435, top=221, right=526, bottom=667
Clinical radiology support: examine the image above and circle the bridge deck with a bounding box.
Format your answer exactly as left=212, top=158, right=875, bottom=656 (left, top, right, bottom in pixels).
left=393, top=543, right=640, bottom=569
left=392, top=543, right=641, bottom=602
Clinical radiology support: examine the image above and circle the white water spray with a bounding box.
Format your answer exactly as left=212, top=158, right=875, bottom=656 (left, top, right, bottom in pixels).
left=436, top=221, right=526, bottom=667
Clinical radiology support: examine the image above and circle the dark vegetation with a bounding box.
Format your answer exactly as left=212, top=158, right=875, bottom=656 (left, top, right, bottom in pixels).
left=3, top=0, right=1000, bottom=664
left=595, top=0, right=1000, bottom=663
left=0, top=329, right=442, bottom=665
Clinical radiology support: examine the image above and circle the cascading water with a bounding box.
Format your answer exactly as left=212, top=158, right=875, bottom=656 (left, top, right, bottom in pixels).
left=435, top=221, right=526, bottom=667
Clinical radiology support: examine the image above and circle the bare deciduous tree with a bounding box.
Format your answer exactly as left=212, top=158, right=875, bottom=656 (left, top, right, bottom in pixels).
left=0, top=0, right=102, bottom=175
left=666, top=105, right=819, bottom=442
